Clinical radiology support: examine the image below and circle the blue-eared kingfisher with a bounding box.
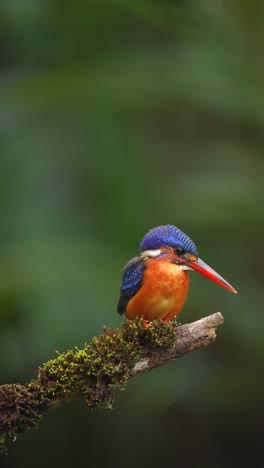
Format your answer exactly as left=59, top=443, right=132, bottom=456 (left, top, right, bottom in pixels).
left=117, top=225, right=237, bottom=322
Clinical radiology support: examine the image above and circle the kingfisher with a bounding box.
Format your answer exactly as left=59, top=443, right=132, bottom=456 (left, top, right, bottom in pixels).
left=117, top=225, right=237, bottom=322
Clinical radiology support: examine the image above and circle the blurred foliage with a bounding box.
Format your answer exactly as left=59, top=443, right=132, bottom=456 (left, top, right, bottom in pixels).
left=0, top=0, right=263, bottom=467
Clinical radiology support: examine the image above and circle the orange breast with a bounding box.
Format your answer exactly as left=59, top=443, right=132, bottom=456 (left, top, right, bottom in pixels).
left=125, top=258, right=190, bottom=321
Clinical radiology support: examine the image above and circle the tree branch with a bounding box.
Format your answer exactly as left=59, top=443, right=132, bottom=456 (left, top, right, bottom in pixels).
left=130, top=312, right=224, bottom=376
left=0, top=312, right=224, bottom=455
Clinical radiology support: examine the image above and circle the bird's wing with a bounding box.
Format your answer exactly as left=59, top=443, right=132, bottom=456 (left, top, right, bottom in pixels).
left=117, top=256, right=146, bottom=315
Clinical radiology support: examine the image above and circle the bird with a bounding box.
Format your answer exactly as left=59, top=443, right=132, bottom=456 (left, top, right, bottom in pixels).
left=117, top=225, right=237, bottom=322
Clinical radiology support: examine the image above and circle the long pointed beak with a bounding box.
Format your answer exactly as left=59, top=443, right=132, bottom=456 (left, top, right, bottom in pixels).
left=187, top=257, right=237, bottom=294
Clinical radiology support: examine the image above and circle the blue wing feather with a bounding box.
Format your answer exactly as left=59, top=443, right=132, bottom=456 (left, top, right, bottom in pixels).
left=121, top=257, right=145, bottom=296
left=117, top=256, right=145, bottom=315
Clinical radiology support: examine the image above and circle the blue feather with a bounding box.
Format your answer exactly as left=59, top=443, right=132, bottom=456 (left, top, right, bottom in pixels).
left=140, top=225, right=198, bottom=257
left=117, top=256, right=145, bottom=315
left=120, top=257, right=145, bottom=296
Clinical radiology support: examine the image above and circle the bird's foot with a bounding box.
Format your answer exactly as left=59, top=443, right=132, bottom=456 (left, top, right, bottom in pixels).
left=166, top=318, right=178, bottom=329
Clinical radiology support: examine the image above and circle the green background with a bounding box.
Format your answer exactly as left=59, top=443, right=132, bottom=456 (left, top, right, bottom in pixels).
left=1, top=1, right=263, bottom=467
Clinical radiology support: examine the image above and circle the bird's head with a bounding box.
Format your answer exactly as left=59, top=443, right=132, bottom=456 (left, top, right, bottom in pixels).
left=140, top=225, right=237, bottom=294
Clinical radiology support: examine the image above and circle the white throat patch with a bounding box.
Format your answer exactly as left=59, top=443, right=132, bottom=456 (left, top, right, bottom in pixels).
left=179, top=264, right=194, bottom=271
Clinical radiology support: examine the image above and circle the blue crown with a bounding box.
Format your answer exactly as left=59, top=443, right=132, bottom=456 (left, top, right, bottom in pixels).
left=140, top=225, right=198, bottom=256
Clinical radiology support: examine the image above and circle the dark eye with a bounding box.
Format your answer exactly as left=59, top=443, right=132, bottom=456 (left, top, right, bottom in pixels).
left=175, top=247, right=185, bottom=257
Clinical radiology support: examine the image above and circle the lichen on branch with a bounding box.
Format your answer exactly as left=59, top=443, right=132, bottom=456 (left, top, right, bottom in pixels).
left=0, top=312, right=224, bottom=455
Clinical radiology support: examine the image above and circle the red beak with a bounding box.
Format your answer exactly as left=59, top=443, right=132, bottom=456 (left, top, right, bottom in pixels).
left=187, top=257, right=237, bottom=294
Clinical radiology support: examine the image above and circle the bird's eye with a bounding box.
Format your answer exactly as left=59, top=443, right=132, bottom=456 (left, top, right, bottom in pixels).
left=175, top=247, right=185, bottom=257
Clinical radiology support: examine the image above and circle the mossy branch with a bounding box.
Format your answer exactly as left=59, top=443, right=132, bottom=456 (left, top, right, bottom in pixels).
left=0, top=312, right=224, bottom=455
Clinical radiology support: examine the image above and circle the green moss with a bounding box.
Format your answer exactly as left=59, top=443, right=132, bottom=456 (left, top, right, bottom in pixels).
left=122, top=317, right=177, bottom=349
left=0, top=318, right=176, bottom=453
left=37, top=318, right=176, bottom=409
left=0, top=382, right=49, bottom=455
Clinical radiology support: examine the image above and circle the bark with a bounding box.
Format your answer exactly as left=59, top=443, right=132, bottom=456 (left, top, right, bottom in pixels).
left=131, top=312, right=224, bottom=375
left=0, top=312, right=224, bottom=455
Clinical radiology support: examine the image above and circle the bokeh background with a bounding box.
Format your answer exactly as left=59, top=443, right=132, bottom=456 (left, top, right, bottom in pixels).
left=1, top=1, right=263, bottom=467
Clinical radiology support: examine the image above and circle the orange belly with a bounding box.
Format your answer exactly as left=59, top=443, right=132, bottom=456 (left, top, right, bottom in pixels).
left=125, top=258, right=190, bottom=321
